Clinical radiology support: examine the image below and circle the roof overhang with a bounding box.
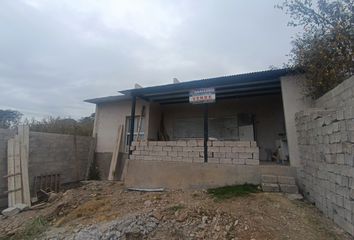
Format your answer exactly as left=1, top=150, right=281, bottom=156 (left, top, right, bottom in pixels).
left=84, top=95, right=131, bottom=104
left=119, top=68, right=291, bottom=104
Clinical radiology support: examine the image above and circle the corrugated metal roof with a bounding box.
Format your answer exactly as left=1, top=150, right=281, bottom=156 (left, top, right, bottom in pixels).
left=85, top=68, right=292, bottom=105
left=121, top=68, right=291, bottom=104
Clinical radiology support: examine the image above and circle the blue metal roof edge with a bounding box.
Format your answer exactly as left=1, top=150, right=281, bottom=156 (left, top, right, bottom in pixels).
left=119, top=68, right=292, bottom=96
left=84, top=94, right=131, bottom=104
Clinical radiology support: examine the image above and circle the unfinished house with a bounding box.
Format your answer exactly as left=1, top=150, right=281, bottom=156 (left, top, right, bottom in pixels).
left=85, top=69, right=309, bottom=189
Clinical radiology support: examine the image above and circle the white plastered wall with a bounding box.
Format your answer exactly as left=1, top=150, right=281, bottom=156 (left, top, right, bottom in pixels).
left=281, top=75, right=312, bottom=167
left=95, top=99, right=150, bottom=153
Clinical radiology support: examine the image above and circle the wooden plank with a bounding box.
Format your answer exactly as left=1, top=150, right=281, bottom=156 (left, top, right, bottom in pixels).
left=5, top=187, right=22, bottom=194
left=3, top=172, right=21, bottom=178
left=57, top=174, right=60, bottom=192
left=33, top=176, right=37, bottom=197
left=136, top=106, right=146, bottom=142
left=108, top=125, right=123, bottom=180
left=85, top=136, right=97, bottom=180
left=18, top=125, right=31, bottom=206
left=14, top=135, right=23, bottom=204
left=7, top=138, right=15, bottom=207
left=73, top=134, right=80, bottom=181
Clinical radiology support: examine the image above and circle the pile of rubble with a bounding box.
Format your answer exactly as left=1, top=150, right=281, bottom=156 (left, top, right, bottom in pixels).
left=43, top=198, right=253, bottom=240
left=0, top=181, right=351, bottom=240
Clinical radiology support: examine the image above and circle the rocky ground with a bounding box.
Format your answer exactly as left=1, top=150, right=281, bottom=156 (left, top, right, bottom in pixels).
left=0, top=181, right=351, bottom=240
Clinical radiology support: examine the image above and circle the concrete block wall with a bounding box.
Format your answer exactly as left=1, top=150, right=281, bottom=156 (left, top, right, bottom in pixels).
left=295, top=76, right=354, bottom=235
left=0, top=129, right=15, bottom=209
left=0, top=129, right=93, bottom=208
left=130, top=140, right=259, bottom=165
left=28, top=132, right=93, bottom=192
left=315, top=76, right=354, bottom=109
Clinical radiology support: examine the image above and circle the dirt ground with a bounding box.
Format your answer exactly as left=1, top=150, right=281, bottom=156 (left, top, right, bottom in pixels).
left=0, top=181, right=351, bottom=240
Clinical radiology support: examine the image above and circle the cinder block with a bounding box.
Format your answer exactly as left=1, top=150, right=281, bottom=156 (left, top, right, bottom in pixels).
left=262, top=175, right=278, bottom=184
left=279, top=184, right=298, bottom=194
left=219, top=147, right=232, bottom=153
left=212, top=141, right=224, bottom=147
left=219, top=158, right=232, bottom=164
left=194, top=147, right=204, bottom=152
left=182, top=147, right=193, bottom=152
left=262, top=183, right=279, bottom=192
left=153, top=146, right=163, bottom=151
left=148, top=141, right=157, bottom=146
left=225, top=152, right=238, bottom=158
left=252, top=152, right=259, bottom=160
left=166, top=141, right=177, bottom=147
left=163, top=146, right=172, bottom=152
left=180, top=157, right=193, bottom=163
left=157, top=141, right=167, bottom=146
left=188, top=151, right=199, bottom=157
left=196, top=140, right=204, bottom=147
left=132, top=150, right=140, bottom=155
left=278, top=176, right=296, bottom=185
left=168, top=151, right=178, bottom=157
left=214, top=152, right=226, bottom=158
left=172, top=146, right=183, bottom=152
left=157, top=151, right=167, bottom=156
left=192, top=157, right=203, bottom=163
left=224, top=141, right=236, bottom=147
left=245, top=159, right=259, bottom=165
left=188, top=140, right=197, bottom=146
left=350, top=188, right=354, bottom=200
left=208, top=158, right=220, bottom=164
left=236, top=141, right=251, bottom=147
left=209, top=147, right=220, bottom=153
left=176, top=141, right=187, bottom=147
left=239, top=152, right=252, bottom=159
left=233, top=158, right=245, bottom=165
left=231, top=147, right=243, bottom=153
left=177, top=151, right=188, bottom=157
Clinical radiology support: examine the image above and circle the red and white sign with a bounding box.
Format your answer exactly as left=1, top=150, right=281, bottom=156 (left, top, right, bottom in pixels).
left=189, top=88, right=216, bottom=104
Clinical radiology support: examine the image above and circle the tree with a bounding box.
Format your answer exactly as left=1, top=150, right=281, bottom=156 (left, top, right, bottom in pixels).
left=277, top=0, right=354, bottom=98
left=0, top=109, right=22, bottom=129
left=25, top=114, right=95, bottom=136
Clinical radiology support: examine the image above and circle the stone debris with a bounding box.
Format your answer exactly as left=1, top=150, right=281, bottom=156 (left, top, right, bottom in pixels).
left=44, top=214, right=159, bottom=240
left=14, top=203, right=29, bottom=211
left=1, top=203, right=29, bottom=217
left=1, top=207, right=20, bottom=217
left=1, top=181, right=351, bottom=240
left=286, top=193, right=304, bottom=201
left=261, top=175, right=298, bottom=194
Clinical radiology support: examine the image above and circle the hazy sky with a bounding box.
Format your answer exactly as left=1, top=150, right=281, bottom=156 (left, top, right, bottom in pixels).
left=0, top=0, right=299, bottom=119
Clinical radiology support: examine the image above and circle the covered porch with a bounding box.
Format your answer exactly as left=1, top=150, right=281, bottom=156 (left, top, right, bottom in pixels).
left=124, top=69, right=290, bottom=166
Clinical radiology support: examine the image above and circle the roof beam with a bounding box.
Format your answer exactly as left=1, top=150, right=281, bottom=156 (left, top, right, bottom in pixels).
left=157, top=89, right=281, bottom=104
left=154, top=87, right=281, bottom=103
left=139, top=78, right=281, bottom=98
left=149, top=82, right=280, bottom=101
left=159, top=91, right=282, bottom=105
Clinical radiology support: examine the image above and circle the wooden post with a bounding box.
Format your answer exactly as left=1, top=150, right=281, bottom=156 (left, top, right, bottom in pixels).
left=7, top=138, right=15, bottom=207
left=85, top=135, right=97, bottom=180
left=136, top=106, right=145, bottom=142
left=129, top=95, right=136, bottom=155
left=13, top=135, right=23, bottom=204
left=18, top=125, right=31, bottom=206
left=204, top=103, right=208, bottom=163
left=108, top=125, right=123, bottom=180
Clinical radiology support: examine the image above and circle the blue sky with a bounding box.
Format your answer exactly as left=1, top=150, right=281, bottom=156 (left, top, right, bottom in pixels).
left=0, top=0, right=299, bottom=119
